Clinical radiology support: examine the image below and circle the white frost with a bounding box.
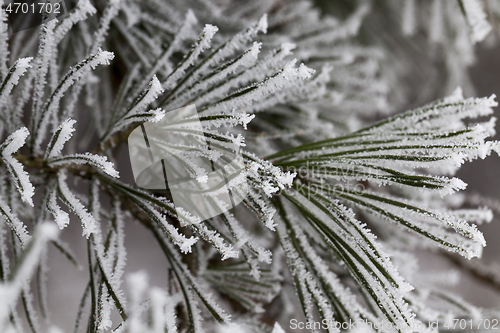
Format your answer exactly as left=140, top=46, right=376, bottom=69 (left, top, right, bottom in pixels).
left=48, top=152, right=119, bottom=178
left=0, top=57, right=33, bottom=108
left=57, top=171, right=98, bottom=238
left=45, top=118, right=77, bottom=159
left=0, top=127, right=35, bottom=206
left=461, top=0, right=492, bottom=43
left=46, top=186, right=70, bottom=229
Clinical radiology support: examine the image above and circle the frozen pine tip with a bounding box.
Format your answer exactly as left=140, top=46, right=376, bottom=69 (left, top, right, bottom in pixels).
left=0, top=127, right=29, bottom=156
left=149, top=108, right=166, bottom=123
left=45, top=118, right=77, bottom=159
left=199, top=24, right=219, bottom=49
left=461, top=0, right=492, bottom=43
left=92, top=49, right=115, bottom=68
